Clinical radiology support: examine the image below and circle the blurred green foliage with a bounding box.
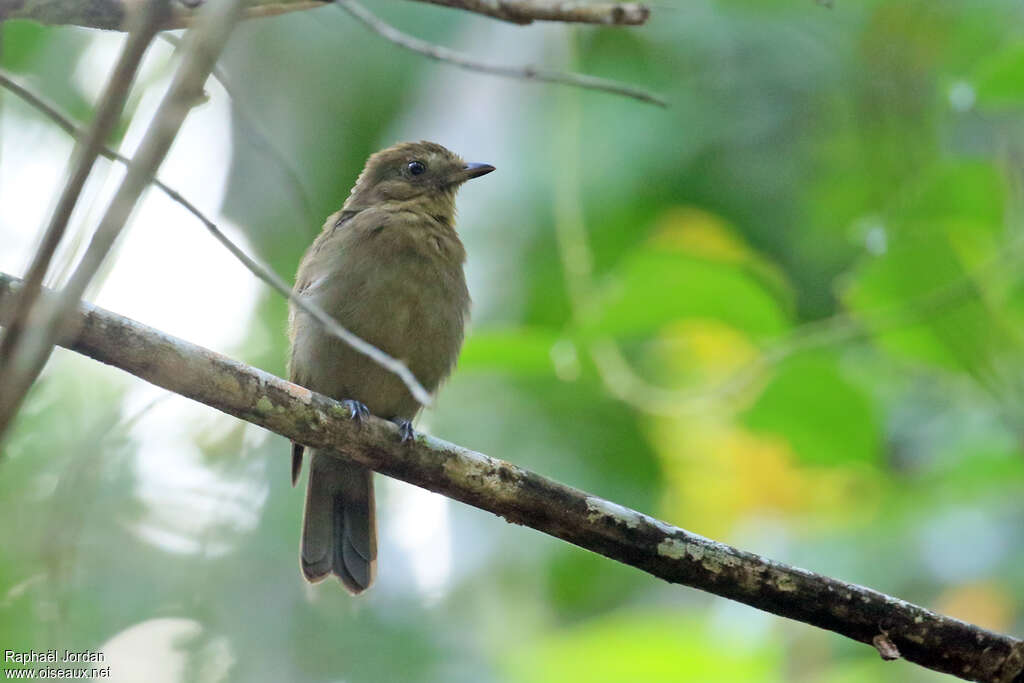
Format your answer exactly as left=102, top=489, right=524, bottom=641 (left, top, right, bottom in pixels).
left=3, top=0, right=1024, bottom=681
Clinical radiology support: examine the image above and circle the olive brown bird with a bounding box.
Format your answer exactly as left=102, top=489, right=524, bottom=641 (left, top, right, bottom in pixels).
left=288, top=141, right=494, bottom=593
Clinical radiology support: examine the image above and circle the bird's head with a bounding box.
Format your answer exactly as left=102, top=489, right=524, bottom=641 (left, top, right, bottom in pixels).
left=344, top=141, right=494, bottom=218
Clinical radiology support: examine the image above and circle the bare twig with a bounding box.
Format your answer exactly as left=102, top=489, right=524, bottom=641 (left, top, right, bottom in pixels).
left=1, top=0, right=649, bottom=29
left=0, top=72, right=106, bottom=141
left=411, top=0, right=649, bottom=25
left=338, top=0, right=665, bottom=107
left=1, top=270, right=1021, bottom=683
left=0, top=69, right=432, bottom=416
left=0, top=0, right=246, bottom=441
left=0, top=0, right=168, bottom=428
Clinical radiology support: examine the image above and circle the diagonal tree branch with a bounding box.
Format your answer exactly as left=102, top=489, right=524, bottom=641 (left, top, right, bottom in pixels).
left=337, top=0, right=666, bottom=107
left=0, top=270, right=1021, bottom=683
left=0, top=0, right=648, bottom=30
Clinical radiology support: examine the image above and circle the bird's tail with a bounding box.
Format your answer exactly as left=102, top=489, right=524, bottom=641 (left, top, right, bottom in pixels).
left=300, top=450, right=376, bottom=594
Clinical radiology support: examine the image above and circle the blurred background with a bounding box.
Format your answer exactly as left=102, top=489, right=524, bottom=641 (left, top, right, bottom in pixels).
left=2, top=0, right=1024, bottom=680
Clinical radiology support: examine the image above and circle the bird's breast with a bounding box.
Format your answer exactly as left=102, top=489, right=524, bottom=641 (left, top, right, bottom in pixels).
left=308, top=229, right=469, bottom=392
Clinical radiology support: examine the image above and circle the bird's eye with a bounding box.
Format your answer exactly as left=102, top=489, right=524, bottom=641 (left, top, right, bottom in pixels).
left=407, top=160, right=426, bottom=176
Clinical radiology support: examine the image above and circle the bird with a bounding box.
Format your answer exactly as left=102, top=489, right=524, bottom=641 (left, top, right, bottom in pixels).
left=287, top=141, right=494, bottom=593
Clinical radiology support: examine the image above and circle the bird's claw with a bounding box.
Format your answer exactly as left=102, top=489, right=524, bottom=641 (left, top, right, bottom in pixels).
left=342, top=399, right=370, bottom=423
left=393, top=418, right=415, bottom=443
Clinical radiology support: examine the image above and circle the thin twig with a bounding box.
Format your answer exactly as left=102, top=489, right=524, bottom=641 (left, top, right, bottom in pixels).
left=410, top=0, right=649, bottom=25
left=338, top=0, right=666, bottom=107
left=0, top=0, right=246, bottom=441
left=0, top=0, right=168, bottom=429
left=0, top=69, right=433, bottom=411
left=1, top=271, right=1021, bottom=683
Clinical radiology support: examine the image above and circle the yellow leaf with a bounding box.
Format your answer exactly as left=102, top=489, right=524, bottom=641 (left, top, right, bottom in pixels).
left=648, top=207, right=752, bottom=263
left=650, top=417, right=880, bottom=538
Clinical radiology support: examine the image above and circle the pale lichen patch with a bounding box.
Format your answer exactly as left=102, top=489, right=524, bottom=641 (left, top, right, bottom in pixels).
left=255, top=396, right=274, bottom=414
left=698, top=546, right=740, bottom=574
left=771, top=571, right=798, bottom=592
left=701, top=553, right=724, bottom=573
left=284, top=382, right=312, bottom=403
left=213, top=372, right=242, bottom=397
left=657, top=538, right=687, bottom=560
left=737, top=563, right=766, bottom=590
left=585, top=497, right=642, bottom=529
left=657, top=538, right=727, bottom=570
left=442, top=453, right=512, bottom=500
left=651, top=518, right=680, bottom=536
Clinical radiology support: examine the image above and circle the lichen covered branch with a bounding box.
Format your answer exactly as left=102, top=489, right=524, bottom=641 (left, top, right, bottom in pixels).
left=0, top=271, right=1020, bottom=683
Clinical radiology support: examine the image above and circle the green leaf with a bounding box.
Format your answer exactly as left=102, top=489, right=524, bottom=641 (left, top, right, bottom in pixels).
left=587, top=247, right=789, bottom=341
left=974, top=42, right=1024, bottom=110
left=0, top=22, right=52, bottom=72
left=845, top=223, right=1016, bottom=379
left=504, top=612, right=782, bottom=683
left=890, top=162, right=1004, bottom=230
left=459, top=328, right=561, bottom=377
left=743, top=352, right=880, bottom=466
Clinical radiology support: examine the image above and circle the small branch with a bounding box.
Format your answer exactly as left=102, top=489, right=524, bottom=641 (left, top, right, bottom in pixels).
left=1, top=270, right=1022, bottom=683
left=412, top=0, right=649, bottom=25
left=0, top=0, right=168, bottom=436
left=0, top=0, right=245, bottom=441
left=338, top=0, right=665, bottom=107
left=0, top=69, right=432, bottom=411
left=0, top=0, right=648, bottom=30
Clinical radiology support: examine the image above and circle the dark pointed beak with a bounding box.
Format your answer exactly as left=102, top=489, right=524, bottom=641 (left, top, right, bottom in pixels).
left=460, top=162, right=495, bottom=180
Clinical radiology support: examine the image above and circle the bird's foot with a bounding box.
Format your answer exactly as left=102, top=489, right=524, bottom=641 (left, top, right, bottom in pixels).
left=342, top=399, right=370, bottom=423
left=392, top=418, right=416, bottom=443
